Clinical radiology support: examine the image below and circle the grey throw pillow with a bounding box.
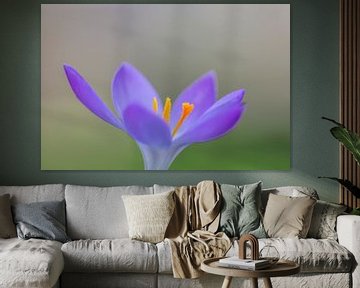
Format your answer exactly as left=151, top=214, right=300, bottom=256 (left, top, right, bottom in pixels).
left=307, top=200, right=347, bottom=240
left=218, top=182, right=266, bottom=238
left=0, top=194, right=16, bottom=238
left=12, top=200, right=70, bottom=243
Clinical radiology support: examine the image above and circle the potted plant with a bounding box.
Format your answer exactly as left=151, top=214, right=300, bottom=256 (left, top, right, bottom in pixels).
left=320, top=117, right=360, bottom=215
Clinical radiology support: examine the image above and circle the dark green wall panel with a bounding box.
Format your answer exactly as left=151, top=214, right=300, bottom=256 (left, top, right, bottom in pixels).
left=0, top=0, right=340, bottom=202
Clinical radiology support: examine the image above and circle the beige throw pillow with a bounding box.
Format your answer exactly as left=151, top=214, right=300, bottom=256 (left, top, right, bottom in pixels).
left=0, top=194, right=16, bottom=238
left=122, top=191, right=175, bottom=243
left=263, top=193, right=316, bottom=238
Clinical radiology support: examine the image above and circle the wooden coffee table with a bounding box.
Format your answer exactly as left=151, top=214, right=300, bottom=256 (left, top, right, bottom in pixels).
left=201, top=257, right=300, bottom=288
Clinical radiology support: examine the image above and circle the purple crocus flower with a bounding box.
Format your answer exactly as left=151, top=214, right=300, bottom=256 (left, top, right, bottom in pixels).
left=63, top=62, right=246, bottom=170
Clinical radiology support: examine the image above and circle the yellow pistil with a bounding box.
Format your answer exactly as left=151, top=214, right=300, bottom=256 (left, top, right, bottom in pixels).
left=172, top=102, right=194, bottom=137
left=152, top=97, right=158, bottom=113
left=162, top=97, right=172, bottom=123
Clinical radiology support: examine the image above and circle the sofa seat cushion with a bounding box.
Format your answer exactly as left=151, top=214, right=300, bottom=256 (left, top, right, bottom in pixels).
left=0, top=238, right=64, bottom=288
left=157, top=238, right=353, bottom=274
left=61, top=239, right=158, bottom=273
left=229, top=238, right=353, bottom=273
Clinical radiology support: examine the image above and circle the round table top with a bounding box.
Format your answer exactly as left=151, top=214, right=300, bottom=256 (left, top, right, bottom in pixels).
left=201, top=257, right=300, bottom=278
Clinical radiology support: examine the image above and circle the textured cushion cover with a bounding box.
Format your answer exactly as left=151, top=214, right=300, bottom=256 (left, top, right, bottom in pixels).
left=232, top=238, right=353, bottom=273
left=157, top=237, right=353, bottom=274
left=122, top=191, right=175, bottom=243
left=218, top=182, right=266, bottom=238
left=0, top=184, right=65, bottom=204
left=307, top=200, right=347, bottom=240
left=0, top=238, right=64, bottom=288
left=226, top=238, right=353, bottom=274
left=263, top=193, right=316, bottom=238
left=12, top=200, right=70, bottom=243
left=61, top=239, right=158, bottom=273
left=65, top=185, right=153, bottom=239
left=0, top=194, right=16, bottom=238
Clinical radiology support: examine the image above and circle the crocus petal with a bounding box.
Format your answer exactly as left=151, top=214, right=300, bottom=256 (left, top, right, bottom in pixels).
left=63, top=64, right=124, bottom=130
left=170, top=71, right=217, bottom=134
left=123, top=105, right=171, bottom=148
left=175, top=89, right=246, bottom=144
left=112, top=62, right=162, bottom=117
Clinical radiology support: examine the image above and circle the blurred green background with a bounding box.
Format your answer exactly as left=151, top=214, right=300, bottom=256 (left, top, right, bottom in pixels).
left=41, top=4, right=290, bottom=170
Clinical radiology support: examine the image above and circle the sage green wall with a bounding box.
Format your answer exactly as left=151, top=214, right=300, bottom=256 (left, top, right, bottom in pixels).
left=0, top=0, right=340, bottom=202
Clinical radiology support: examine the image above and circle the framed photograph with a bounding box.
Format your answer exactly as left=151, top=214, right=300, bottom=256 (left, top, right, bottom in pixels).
left=41, top=4, right=290, bottom=170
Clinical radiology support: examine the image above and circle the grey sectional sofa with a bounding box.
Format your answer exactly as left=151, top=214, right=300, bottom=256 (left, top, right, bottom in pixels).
left=0, top=184, right=359, bottom=288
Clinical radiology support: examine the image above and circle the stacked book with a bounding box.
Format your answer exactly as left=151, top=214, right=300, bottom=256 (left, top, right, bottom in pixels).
left=218, top=257, right=271, bottom=270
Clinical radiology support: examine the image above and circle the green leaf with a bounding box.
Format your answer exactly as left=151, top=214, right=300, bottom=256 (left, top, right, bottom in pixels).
left=330, top=127, right=360, bottom=164
left=351, top=208, right=360, bottom=215
left=318, top=177, right=360, bottom=198
left=322, top=117, right=360, bottom=165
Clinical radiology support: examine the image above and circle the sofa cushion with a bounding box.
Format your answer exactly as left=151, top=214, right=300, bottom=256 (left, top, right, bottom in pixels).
left=157, top=238, right=353, bottom=274
left=0, top=194, right=16, bottom=238
left=153, top=184, right=176, bottom=194
left=0, top=238, right=64, bottom=288
left=218, top=182, right=266, bottom=238
left=122, top=191, right=175, bottom=243
left=307, top=200, right=347, bottom=240
left=261, top=186, right=319, bottom=212
left=234, top=238, right=353, bottom=273
left=0, top=184, right=65, bottom=204
left=12, top=200, right=70, bottom=243
left=65, top=185, right=153, bottom=239
left=61, top=239, right=158, bottom=273
left=263, top=193, right=316, bottom=238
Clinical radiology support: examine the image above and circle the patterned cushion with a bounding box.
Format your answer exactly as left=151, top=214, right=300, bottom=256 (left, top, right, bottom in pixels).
left=307, top=200, right=347, bottom=240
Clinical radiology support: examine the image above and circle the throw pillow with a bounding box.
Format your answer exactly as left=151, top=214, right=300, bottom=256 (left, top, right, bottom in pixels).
left=218, top=182, right=266, bottom=238
left=263, top=193, right=316, bottom=238
left=122, top=191, right=175, bottom=243
left=12, top=200, right=70, bottom=243
left=0, top=194, right=16, bottom=238
left=307, top=200, right=347, bottom=240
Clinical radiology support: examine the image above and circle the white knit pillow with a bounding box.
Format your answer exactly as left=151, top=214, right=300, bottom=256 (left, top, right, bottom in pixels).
left=122, top=191, right=175, bottom=243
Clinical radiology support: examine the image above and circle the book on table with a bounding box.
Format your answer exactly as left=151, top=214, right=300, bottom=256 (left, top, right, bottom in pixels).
left=218, top=257, right=271, bottom=270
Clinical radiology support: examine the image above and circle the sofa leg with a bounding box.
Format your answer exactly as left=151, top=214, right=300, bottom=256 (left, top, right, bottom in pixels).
left=263, top=277, right=273, bottom=288
left=221, top=276, right=232, bottom=288
left=251, top=278, right=258, bottom=288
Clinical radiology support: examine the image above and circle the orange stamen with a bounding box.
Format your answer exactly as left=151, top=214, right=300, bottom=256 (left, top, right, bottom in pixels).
left=172, top=102, right=194, bottom=137
left=152, top=97, right=158, bottom=113
left=163, top=97, right=172, bottom=123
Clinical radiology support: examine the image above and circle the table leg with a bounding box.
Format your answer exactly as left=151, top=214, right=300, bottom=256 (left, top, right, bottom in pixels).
left=251, top=278, right=258, bottom=288
left=221, top=276, right=233, bottom=288
left=263, top=277, right=273, bottom=288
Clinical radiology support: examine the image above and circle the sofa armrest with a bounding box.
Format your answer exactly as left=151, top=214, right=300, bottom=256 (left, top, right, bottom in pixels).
left=337, top=215, right=360, bottom=288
